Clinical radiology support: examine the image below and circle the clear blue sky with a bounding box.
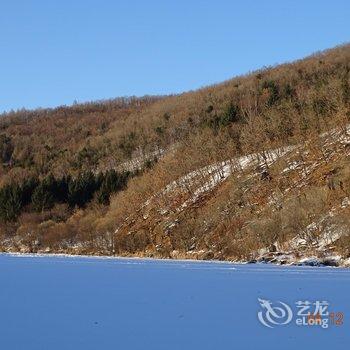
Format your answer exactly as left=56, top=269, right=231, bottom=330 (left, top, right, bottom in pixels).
left=1, top=0, right=349, bottom=112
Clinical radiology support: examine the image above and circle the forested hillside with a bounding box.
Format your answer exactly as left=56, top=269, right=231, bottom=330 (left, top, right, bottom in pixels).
left=1, top=44, right=349, bottom=264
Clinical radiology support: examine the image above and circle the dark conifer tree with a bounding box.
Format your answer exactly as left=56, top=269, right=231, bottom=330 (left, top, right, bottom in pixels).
left=0, top=184, right=23, bottom=221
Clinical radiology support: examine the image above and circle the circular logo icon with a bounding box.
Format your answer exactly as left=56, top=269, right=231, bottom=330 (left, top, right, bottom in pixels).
left=258, top=298, right=293, bottom=328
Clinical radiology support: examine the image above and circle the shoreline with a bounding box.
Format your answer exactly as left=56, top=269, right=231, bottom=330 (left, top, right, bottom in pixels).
left=1, top=250, right=348, bottom=268
left=0, top=251, right=235, bottom=265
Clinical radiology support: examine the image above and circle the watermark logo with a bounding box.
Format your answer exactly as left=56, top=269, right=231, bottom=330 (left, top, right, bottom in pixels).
left=257, top=298, right=293, bottom=328
left=257, top=298, right=344, bottom=329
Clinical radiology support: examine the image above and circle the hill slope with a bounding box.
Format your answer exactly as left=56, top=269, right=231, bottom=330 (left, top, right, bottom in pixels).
left=1, top=44, right=350, bottom=265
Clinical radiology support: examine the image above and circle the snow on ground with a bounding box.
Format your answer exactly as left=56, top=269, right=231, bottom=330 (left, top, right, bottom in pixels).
left=117, top=148, right=165, bottom=172
left=1, top=254, right=350, bottom=350
left=161, top=145, right=296, bottom=212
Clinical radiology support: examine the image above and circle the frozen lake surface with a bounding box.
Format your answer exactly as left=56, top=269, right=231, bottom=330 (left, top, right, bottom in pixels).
left=0, top=254, right=349, bottom=349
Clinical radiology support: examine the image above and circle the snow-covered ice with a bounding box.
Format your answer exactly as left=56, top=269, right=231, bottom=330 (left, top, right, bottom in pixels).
left=0, top=254, right=349, bottom=349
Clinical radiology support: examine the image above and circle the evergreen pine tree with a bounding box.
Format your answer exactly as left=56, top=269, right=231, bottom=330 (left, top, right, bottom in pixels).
left=0, top=184, right=23, bottom=221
